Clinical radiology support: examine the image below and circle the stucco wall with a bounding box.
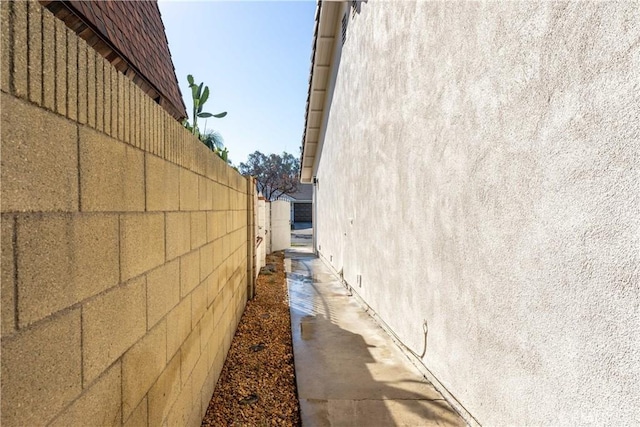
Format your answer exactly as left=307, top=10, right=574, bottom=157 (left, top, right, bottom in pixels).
left=314, top=2, right=639, bottom=425
left=1, top=2, right=253, bottom=426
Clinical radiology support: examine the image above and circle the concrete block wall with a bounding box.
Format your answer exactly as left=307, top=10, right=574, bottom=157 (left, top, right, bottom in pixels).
left=1, top=2, right=252, bottom=426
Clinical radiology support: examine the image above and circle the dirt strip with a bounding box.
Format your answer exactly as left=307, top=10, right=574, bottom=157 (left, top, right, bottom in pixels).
left=202, top=251, right=301, bottom=426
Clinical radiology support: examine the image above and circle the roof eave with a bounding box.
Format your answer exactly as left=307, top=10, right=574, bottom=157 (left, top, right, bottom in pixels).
left=299, top=1, right=342, bottom=184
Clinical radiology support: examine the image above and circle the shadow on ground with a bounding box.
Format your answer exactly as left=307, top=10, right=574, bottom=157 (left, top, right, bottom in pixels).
left=286, top=248, right=466, bottom=427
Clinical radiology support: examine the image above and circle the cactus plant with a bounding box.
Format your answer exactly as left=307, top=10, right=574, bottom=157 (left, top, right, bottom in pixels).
left=186, top=74, right=227, bottom=136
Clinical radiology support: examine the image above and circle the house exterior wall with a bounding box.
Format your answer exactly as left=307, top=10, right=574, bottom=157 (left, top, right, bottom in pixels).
left=1, top=2, right=254, bottom=426
left=313, top=1, right=639, bottom=425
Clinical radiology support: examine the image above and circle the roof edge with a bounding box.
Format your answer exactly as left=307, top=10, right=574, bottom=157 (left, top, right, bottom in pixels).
left=42, top=0, right=187, bottom=120
left=299, top=1, right=343, bottom=184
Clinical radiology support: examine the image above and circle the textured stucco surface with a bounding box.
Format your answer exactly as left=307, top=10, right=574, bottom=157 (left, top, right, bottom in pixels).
left=313, top=2, right=639, bottom=425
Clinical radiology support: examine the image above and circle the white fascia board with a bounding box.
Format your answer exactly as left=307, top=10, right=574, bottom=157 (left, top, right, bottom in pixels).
left=300, top=1, right=343, bottom=183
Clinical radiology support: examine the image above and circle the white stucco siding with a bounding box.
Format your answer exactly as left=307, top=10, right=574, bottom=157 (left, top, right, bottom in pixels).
left=313, top=1, right=639, bottom=425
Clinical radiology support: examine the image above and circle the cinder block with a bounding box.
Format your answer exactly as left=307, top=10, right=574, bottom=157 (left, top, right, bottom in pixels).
left=206, top=212, right=215, bottom=243
left=148, top=351, right=181, bottom=427
left=206, top=269, right=220, bottom=307
left=66, top=32, right=77, bottom=121
left=79, top=126, right=144, bottom=212
left=166, top=295, right=191, bottom=359
left=180, top=250, right=200, bottom=298
left=212, top=341, right=225, bottom=381
left=120, top=213, right=165, bottom=281
left=210, top=212, right=221, bottom=243
left=124, top=396, right=147, bottom=427
left=146, top=154, right=180, bottom=211
left=222, top=235, right=230, bottom=261
left=86, top=46, right=96, bottom=127
left=200, top=362, right=216, bottom=419
left=94, top=47, right=103, bottom=132
left=222, top=277, right=233, bottom=309
left=82, top=277, right=146, bottom=385
left=49, top=361, right=121, bottom=427
left=211, top=182, right=222, bottom=211
left=211, top=155, right=224, bottom=184
left=102, top=59, right=111, bottom=137
left=180, top=324, right=201, bottom=386
left=169, top=120, right=177, bottom=163
left=191, top=348, right=209, bottom=418
left=208, top=324, right=223, bottom=370
left=1, top=1, right=10, bottom=94
left=200, top=242, right=214, bottom=281
left=167, top=374, right=194, bottom=427
left=191, top=280, right=207, bottom=326
left=123, top=72, right=130, bottom=144
left=147, top=259, right=180, bottom=329
left=1, top=94, right=78, bottom=212
left=200, top=304, right=214, bottom=353
left=239, top=176, right=248, bottom=194
left=110, top=60, right=118, bottom=137
left=212, top=293, right=223, bottom=329
left=16, top=213, right=119, bottom=327
left=140, top=92, right=148, bottom=152
left=179, top=168, right=199, bottom=211
left=199, top=176, right=213, bottom=210
left=76, top=39, right=87, bottom=124
left=204, top=152, right=214, bottom=180
left=118, top=71, right=124, bottom=141
left=226, top=211, right=234, bottom=233
left=151, top=100, right=157, bottom=154
left=131, top=80, right=137, bottom=147
left=42, top=7, right=55, bottom=110
left=222, top=187, right=231, bottom=211
left=0, top=308, right=82, bottom=426
left=122, top=319, right=167, bottom=420
left=11, top=1, right=27, bottom=98
left=27, top=0, right=42, bottom=105
left=166, top=211, right=191, bottom=261
left=132, top=85, right=140, bottom=147
left=166, top=119, right=175, bottom=163
left=214, top=211, right=227, bottom=241
left=213, top=238, right=224, bottom=270
left=125, top=77, right=133, bottom=145
left=158, top=105, right=165, bottom=158
left=54, top=19, right=67, bottom=116
left=140, top=90, right=147, bottom=150
left=1, top=215, right=15, bottom=336
left=191, top=211, right=207, bottom=249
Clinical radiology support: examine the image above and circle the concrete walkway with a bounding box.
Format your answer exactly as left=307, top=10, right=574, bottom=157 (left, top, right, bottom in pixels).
left=285, top=248, right=466, bottom=427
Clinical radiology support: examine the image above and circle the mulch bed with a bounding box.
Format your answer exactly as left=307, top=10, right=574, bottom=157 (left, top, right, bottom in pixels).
left=202, top=251, right=301, bottom=426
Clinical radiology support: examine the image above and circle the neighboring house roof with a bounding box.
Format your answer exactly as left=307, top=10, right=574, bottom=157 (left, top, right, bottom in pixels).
left=41, top=0, right=187, bottom=120
left=300, top=1, right=343, bottom=183
left=290, top=184, right=313, bottom=201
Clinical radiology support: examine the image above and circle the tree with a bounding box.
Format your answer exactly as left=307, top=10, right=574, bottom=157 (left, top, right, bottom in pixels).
left=238, top=151, right=300, bottom=201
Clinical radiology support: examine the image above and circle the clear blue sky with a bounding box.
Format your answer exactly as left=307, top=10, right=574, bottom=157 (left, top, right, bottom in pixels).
left=157, top=1, right=317, bottom=166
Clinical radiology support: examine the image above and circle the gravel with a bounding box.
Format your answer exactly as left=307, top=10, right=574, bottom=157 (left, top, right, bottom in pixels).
left=202, top=251, right=301, bottom=426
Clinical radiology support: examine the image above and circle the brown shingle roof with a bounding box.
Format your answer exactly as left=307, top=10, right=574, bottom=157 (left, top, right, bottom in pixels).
left=42, top=0, right=186, bottom=120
